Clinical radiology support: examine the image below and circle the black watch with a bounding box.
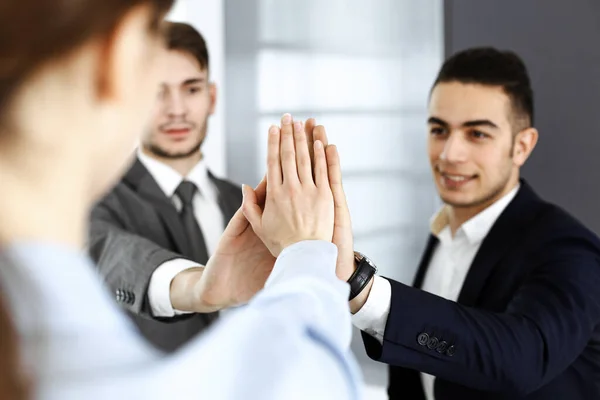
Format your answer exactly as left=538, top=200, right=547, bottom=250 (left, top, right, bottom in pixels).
left=347, top=251, right=377, bottom=301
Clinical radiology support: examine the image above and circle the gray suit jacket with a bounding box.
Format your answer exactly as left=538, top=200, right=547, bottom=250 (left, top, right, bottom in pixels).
left=88, top=157, right=242, bottom=352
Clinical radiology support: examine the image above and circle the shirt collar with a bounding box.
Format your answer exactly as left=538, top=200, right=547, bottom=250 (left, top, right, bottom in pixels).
left=137, top=148, right=215, bottom=200
left=430, top=184, right=520, bottom=244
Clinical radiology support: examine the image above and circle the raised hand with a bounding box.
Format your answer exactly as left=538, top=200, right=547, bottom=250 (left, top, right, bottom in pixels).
left=182, top=177, right=276, bottom=312
left=243, top=114, right=334, bottom=257
left=307, top=124, right=356, bottom=282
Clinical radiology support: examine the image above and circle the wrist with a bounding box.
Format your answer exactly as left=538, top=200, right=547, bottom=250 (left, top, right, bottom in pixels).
left=170, top=267, right=210, bottom=312
left=347, top=251, right=377, bottom=313
left=349, top=276, right=374, bottom=314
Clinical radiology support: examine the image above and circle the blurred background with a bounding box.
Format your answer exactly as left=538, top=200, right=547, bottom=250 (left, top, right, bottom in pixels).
left=167, top=0, right=600, bottom=398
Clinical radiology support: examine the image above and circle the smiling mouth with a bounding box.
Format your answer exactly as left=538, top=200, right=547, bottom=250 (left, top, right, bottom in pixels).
left=439, top=171, right=477, bottom=188
left=443, top=173, right=473, bottom=181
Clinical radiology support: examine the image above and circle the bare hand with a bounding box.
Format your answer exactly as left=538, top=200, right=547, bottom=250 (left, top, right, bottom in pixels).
left=243, top=114, right=334, bottom=257
left=308, top=124, right=356, bottom=282
left=189, top=177, right=276, bottom=312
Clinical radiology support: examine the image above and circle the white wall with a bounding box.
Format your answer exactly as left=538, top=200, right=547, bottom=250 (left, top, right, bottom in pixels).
left=166, top=0, right=227, bottom=177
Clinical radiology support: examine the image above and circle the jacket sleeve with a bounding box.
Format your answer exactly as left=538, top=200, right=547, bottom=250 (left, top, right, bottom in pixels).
left=363, top=239, right=600, bottom=396
left=87, top=194, right=185, bottom=319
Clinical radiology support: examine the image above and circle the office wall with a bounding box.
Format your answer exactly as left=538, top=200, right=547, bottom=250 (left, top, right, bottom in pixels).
left=166, top=0, right=227, bottom=177
left=224, top=1, right=444, bottom=397
left=445, top=0, right=600, bottom=233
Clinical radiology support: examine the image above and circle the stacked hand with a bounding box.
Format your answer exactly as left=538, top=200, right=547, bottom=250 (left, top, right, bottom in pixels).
left=243, top=114, right=334, bottom=256
left=187, top=114, right=357, bottom=312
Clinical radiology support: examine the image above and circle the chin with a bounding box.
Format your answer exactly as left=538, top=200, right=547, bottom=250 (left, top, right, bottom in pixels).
left=438, top=191, right=480, bottom=208
left=149, top=141, right=201, bottom=159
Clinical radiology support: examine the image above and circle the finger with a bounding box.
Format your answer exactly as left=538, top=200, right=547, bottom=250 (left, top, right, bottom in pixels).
left=313, top=140, right=329, bottom=188
left=241, top=184, right=263, bottom=233
left=313, top=125, right=329, bottom=148
left=254, top=174, right=267, bottom=206
left=294, top=120, right=313, bottom=185
left=224, top=207, right=249, bottom=238
left=280, top=113, right=299, bottom=184
left=305, top=118, right=316, bottom=169
left=266, top=125, right=282, bottom=188
left=326, top=144, right=350, bottom=212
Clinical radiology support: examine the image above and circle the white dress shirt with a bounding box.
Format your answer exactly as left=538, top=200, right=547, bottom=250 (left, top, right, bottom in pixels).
left=1, top=240, right=362, bottom=400
left=352, top=184, right=520, bottom=400
left=137, top=149, right=231, bottom=317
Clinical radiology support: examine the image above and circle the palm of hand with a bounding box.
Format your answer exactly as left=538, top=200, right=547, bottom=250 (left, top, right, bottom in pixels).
left=200, top=214, right=275, bottom=310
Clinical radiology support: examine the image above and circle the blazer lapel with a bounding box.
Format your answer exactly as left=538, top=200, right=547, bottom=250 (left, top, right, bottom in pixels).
left=457, top=180, right=546, bottom=306
left=209, top=172, right=241, bottom=225
left=123, top=158, right=193, bottom=257
left=413, top=235, right=440, bottom=289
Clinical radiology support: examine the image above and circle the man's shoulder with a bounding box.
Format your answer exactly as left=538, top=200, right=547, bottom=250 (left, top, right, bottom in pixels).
left=523, top=198, right=600, bottom=257
left=95, top=179, right=142, bottom=209
left=208, top=173, right=242, bottom=196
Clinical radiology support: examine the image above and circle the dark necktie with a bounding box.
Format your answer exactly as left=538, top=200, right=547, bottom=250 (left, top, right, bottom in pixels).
left=175, top=181, right=209, bottom=265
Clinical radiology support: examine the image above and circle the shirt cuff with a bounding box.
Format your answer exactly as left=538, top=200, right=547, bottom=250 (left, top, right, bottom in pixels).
left=351, top=275, right=391, bottom=344
left=265, top=240, right=339, bottom=289
left=148, top=258, right=199, bottom=317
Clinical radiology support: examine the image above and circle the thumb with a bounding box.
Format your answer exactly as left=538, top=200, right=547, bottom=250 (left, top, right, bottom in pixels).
left=254, top=175, right=267, bottom=206
left=241, top=184, right=263, bottom=233
left=326, top=145, right=350, bottom=222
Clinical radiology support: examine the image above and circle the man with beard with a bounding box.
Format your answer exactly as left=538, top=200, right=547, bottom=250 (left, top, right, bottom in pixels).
left=321, top=47, right=600, bottom=399
left=89, top=22, right=243, bottom=352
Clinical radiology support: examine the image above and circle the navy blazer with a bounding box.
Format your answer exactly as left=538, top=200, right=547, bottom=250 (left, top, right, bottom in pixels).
left=362, top=181, right=600, bottom=399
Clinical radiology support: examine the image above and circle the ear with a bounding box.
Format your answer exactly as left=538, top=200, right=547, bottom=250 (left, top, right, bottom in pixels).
left=208, top=82, right=217, bottom=115
left=95, top=4, right=158, bottom=103
left=512, top=127, right=539, bottom=167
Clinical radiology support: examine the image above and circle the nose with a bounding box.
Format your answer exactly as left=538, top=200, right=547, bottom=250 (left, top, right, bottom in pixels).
left=440, top=132, right=468, bottom=163
left=164, top=91, right=187, bottom=118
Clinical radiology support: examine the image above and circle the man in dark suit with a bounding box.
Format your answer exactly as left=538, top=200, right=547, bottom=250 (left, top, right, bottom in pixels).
left=324, top=47, right=600, bottom=399
left=88, top=22, right=242, bottom=352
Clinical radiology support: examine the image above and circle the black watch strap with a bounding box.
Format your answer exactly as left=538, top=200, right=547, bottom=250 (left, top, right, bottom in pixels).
left=347, top=252, right=377, bottom=301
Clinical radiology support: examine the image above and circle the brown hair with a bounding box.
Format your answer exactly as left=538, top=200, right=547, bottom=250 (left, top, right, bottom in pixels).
left=164, top=22, right=210, bottom=70
left=0, top=0, right=174, bottom=121
left=0, top=0, right=174, bottom=398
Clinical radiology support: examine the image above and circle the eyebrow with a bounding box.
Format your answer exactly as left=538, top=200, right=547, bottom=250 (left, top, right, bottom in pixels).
left=427, top=117, right=499, bottom=129
left=182, top=78, right=205, bottom=86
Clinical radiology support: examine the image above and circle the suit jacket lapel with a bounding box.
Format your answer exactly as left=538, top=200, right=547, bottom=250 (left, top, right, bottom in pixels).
left=413, top=235, right=439, bottom=289
left=457, top=180, right=546, bottom=306
left=209, top=172, right=240, bottom=225
left=123, top=158, right=193, bottom=258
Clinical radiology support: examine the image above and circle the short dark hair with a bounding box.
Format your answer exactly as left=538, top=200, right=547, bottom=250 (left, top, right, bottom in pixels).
left=433, top=47, right=534, bottom=130
left=163, top=22, right=209, bottom=71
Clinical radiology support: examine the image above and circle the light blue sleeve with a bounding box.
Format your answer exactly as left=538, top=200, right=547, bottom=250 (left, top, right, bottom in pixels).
left=153, top=240, right=363, bottom=400
left=4, top=240, right=362, bottom=400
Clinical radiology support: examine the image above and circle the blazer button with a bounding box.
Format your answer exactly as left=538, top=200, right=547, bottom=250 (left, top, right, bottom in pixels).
left=417, top=333, right=429, bottom=346
left=115, top=289, right=123, bottom=302
left=427, top=336, right=439, bottom=350
left=436, top=341, right=448, bottom=354
left=446, top=345, right=456, bottom=357
left=127, top=292, right=136, bottom=305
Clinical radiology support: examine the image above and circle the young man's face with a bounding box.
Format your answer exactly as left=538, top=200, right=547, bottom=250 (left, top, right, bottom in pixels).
left=142, top=48, right=216, bottom=159
left=427, top=82, right=523, bottom=210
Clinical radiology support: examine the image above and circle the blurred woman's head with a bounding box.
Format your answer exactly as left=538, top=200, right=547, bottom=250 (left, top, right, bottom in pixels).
left=0, top=1, right=174, bottom=398
left=0, top=0, right=174, bottom=200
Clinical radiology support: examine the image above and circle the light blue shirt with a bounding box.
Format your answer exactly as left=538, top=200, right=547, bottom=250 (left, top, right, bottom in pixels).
left=0, top=240, right=362, bottom=400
